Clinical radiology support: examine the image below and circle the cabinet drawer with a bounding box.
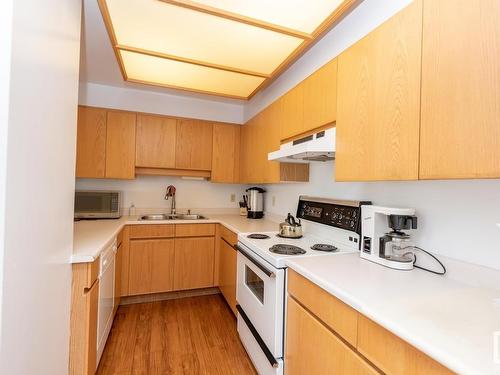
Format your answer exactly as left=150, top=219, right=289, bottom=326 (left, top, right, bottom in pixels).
left=175, top=223, right=216, bottom=237
left=285, top=297, right=377, bottom=375
left=357, top=315, right=452, bottom=375
left=288, top=269, right=358, bottom=347
left=129, top=224, right=174, bottom=239
left=219, top=224, right=237, bottom=246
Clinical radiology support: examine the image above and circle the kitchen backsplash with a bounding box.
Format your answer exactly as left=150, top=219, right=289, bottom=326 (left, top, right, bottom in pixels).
left=76, top=175, right=246, bottom=212
left=263, top=163, right=500, bottom=271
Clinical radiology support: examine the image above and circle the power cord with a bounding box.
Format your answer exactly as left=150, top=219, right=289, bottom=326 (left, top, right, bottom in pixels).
left=402, top=246, right=446, bottom=275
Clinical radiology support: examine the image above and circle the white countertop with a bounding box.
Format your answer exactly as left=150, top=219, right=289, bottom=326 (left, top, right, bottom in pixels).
left=286, top=253, right=500, bottom=375
left=72, top=214, right=278, bottom=263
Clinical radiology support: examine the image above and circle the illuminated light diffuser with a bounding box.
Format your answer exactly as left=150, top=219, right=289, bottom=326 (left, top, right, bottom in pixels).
left=120, top=50, right=265, bottom=98
left=98, top=0, right=355, bottom=99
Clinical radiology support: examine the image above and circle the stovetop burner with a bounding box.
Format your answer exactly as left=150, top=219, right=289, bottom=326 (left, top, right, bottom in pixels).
left=311, top=243, right=338, bottom=252
left=269, top=244, right=306, bottom=255
left=247, top=233, right=271, bottom=239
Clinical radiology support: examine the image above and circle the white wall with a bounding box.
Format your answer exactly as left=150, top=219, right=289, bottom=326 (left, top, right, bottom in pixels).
left=265, top=160, right=500, bottom=271
left=76, top=176, right=247, bottom=212
left=0, top=0, right=81, bottom=374
left=79, top=82, right=245, bottom=124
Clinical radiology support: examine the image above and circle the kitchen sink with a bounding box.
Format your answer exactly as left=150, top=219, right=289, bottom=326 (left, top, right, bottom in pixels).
left=139, top=214, right=206, bottom=221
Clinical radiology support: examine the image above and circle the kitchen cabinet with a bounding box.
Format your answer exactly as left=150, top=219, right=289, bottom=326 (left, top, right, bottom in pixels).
left=358, top=315, right=451, bottom=375
left=135, top=114, right=176, bottom=169
left=419, top=0, right=500, bottom=179
left=303, top=58, right=337, bottom=132
left=69, top=258, right=100, bottom=375
left=239, top=108, right=308, bottom=184
left=173, top=237, right=215, bottom=290
left=105, top=111, right=136, bottom=179
left=286, top=269, right=452, bottom=374
left=217, top=225, right=237, bottom=315
left=285, top=297, right=377, bottom=375
left=75, top=106, right=107, bottom=178
left=279, top=58, right=338, bottom=141
left=211, top=123, right=240, bottom=183
left=119, top=226, right=130, bottom=297
left=128, top=239, right=175, bottom=295
left=335, top=0, right=422, bottom=181
left=175, top=119, right=213, bottom=171
left=280, top=84, right=304, bottom=140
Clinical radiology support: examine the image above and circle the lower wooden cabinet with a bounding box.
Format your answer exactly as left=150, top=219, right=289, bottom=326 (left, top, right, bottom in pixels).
left=173, top=237, right=215, bottom=290
left=69, top=260, right=100, bottom=375
left=218, top=236, right=237, bottom=315
left=128, top=239, right=175, bottom=295
left=286, top=271, right=453, bottom=375
left=285, top=297, right=378, bottom=375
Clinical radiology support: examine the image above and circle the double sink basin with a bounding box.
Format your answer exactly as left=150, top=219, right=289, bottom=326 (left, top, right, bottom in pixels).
left=139, top=213, right=207, bottom=221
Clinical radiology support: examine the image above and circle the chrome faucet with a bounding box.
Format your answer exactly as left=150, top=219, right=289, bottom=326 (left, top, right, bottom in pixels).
left=165, top=185, right=176, bottom=215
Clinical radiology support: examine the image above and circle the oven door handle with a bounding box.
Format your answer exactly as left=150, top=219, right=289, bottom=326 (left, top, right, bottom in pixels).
left=236, top=304, right=279, bottom=368
left=234, top=244, right=275, bottom=278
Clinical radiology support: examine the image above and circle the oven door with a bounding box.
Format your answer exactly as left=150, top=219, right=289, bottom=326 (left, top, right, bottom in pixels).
left=236, top=243, right=285, bottom=358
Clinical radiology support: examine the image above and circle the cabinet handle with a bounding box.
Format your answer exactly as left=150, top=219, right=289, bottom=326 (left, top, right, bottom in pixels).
left=234, top=244, right=275, bottom=278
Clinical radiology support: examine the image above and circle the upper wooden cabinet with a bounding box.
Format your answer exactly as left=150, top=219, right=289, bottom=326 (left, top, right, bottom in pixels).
left=335, top=0, right=422, bottom=182
left=135, top=114, right=176, bottom=169
left=303, top=58, right=337, bottom=132
left=76, top=107, right=136, bottom=179
left=419, top=0, right=500, bottom=179
left=280, top=58, right=338, bottom=140
left=105, top=111, right=136, bottom=179
left=75, top=107, right=107, bottom=178
left=175, top=119, right=213, bottom=171
left=211, top=123, right=240, bottom=183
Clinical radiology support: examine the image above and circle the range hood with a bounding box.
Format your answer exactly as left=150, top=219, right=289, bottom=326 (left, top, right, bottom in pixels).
left=268, top=128, right=335, bottom=163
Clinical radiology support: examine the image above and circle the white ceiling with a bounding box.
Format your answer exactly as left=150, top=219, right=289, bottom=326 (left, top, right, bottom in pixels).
left=79, top=0, right=244, bottom=104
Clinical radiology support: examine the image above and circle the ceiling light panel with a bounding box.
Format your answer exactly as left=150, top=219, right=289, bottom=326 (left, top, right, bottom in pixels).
left=106, top=0, right=304, bottom=75
left=120, top=50, right=265, bottom=98
left=191, top=0, right=347, bottom=34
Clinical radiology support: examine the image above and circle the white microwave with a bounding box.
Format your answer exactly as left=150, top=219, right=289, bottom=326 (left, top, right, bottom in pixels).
left=74, top=190, right=121, bottom=219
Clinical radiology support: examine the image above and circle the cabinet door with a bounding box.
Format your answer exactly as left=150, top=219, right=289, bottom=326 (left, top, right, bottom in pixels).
left=135, top=114, right=176, bottom=168
left=280, top=84, right=304, bottom=140
left=211, top=123, right=240, bottom=183
left=419, top=0, right=500, bottom=179
left=336, top=0, right=422, bottom=181
left=105, top=111, right=136, bottom=179
left=285, top=297, right=377, bottom=375
left=173, top=237, right=215, bottom=290
left=128, top=239, right=174, bottom=295
left=175, top=119, right=213, bottom=170
left=263, top=102, right=282, bottom=183
left=303, top=58, right=337, bottom=131
left=75, top=106, right=106, bottom=178
left=218, top=238, right=237, bottom=315
left=239, top=123, right=250, bottom=183
left=119, top=226, right=130, bottom=297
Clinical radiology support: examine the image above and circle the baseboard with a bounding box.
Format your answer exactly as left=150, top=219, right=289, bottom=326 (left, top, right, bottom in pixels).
left=120, top=287, right=221, bottom=305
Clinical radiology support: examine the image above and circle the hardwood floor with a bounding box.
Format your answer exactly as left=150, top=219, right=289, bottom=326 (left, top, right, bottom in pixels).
left=96, top=294, right=257, bottom=375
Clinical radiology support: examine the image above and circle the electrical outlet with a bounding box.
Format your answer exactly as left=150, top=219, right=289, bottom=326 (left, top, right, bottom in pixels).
left=272, top=195, right=276, bottom=207
left=230, top=193, right=236, bottom=202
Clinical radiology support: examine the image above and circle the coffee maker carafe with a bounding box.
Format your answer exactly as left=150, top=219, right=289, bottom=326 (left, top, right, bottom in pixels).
left=246, top=187, right=265, bottom=219
left=361, top=206, right=418, bottom=270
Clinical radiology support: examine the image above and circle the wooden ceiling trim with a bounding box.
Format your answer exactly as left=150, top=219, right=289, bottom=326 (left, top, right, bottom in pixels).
left=127, top=78, right=248, bottom=101
left=158, top=0, right=313, bottom=40
left=247, top=0, right=357, bottom=99
left=116, top=45, right=270, bottom=78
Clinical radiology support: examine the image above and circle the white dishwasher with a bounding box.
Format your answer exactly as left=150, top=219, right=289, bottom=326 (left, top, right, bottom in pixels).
left=96, top=239, right=116, bottom=367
